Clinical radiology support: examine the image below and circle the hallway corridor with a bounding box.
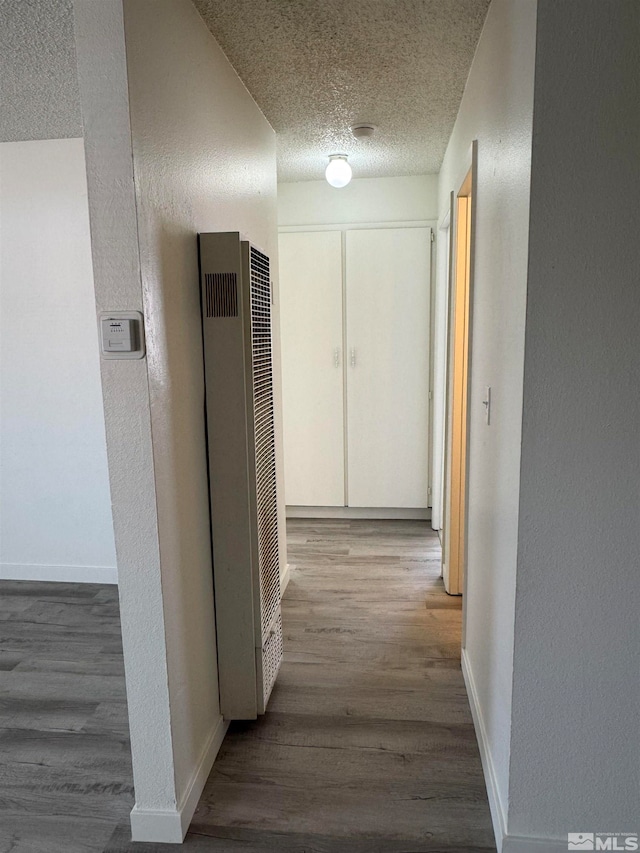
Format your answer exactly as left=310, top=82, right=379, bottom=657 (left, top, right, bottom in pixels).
left=108, top=519, right=495, bottom=851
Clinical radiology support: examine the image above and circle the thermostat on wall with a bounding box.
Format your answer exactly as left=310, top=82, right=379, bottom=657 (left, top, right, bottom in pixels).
left=99, top=311, right=145, bottom=359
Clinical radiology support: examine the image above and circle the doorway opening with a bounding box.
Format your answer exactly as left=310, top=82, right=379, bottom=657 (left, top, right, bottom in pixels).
left=431, top=204, right=453, bottom=538
left=442, top=155, right=475, bottom=597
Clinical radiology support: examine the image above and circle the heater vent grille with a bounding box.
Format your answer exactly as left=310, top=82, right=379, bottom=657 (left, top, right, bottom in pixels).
left=261, top=613, right=283, bottom=709
left=249, top=246, right=280, bottom=643
left=199, top=232, right=282, bottom=719
left=205, top=272, right=238, bottom=317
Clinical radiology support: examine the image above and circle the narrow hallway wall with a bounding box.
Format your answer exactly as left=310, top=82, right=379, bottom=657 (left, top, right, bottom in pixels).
left=74, top=0, right=279, bottom=841
left=436, top=0, right=537, bottom=839
left=510, top=0, right=640, bottom=841
left=121, top=0, right=279, bottom=816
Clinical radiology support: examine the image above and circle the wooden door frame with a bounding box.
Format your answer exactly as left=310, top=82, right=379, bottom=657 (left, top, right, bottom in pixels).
left=442, top=142, right=477, bottom=624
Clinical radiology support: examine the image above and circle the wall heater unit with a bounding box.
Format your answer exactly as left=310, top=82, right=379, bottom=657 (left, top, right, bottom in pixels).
left=198, top=232, right=282, bottom=719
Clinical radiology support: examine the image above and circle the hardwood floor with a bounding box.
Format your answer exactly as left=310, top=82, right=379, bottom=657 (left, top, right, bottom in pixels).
left=0, top=520, right=495, bottom=852
left=0, top=581, right=133, bottom=853
left=107, top=519, right=495, bottom=852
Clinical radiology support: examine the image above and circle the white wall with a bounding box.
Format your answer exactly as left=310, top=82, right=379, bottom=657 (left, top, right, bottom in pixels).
left=436, top=0, right=537, bottom=841
left=0, top=0, right=117, bottom=585
left=122, top=0, right=280, bottom=816
left=74, top=0, right=280, bottom=842
left=0, top=0, right=82, bottom=142
left=0, top=138, right=117, bottom=584
left=509, top=0, right=640, bottom=841
left=278, top=174, right=438, bottom=226
left=74, top=1, right=176, bottom=833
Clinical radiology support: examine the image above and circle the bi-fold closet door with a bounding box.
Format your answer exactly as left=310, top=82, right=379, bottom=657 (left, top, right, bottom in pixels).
left=345, top=228, right=431, bottom=508
left=279, top=231, right=345, bottom=506
left=279, top=226, right=431, bottom=510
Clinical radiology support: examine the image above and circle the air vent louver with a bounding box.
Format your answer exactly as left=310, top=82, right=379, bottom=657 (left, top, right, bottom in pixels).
left=205, top=272, right=238, bottom=317
left=249, top=247, right=280, bottom=650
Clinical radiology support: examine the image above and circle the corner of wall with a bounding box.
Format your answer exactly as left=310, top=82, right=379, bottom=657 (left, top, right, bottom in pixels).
left=73, top=0, right=178, bottom=818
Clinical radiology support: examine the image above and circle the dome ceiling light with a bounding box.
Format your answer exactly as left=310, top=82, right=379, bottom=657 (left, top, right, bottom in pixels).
left=325, top=154, right=352, bottom=188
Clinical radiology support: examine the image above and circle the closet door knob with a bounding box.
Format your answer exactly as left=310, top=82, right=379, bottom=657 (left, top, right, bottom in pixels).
left=350, top=348, right=356, bottom=367
left=334, top=348, right=341, bottom=368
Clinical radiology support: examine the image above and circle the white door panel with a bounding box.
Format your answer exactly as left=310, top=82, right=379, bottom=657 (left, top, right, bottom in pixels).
left=279, top=231, right=345, bottom=506
left=346, top=228, right=431, bottom=508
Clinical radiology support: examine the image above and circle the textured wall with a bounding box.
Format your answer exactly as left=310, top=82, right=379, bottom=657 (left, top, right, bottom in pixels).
left=0, top=138, right=116, bottom=583
left=510, top=0, right=640, bottom=838
left=74, top=0, right=280, bottom=838
left=277, top=175, right=438, bottom=226
left=0, top=0, right=82, bottom=142
left=121, top=0, right=279, bottom=807
left=437, top=0, right=537, bottom=838
left=73, top=0, right=176, bottom=818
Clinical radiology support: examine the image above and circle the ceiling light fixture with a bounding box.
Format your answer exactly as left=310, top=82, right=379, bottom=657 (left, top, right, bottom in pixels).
left=325, top=154, right=352, bottom=188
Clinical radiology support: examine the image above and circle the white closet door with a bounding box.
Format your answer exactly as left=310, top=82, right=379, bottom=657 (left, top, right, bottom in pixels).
left=279, top=231, right=345, bottom=506
left=346, top=227, right=431, bottom=508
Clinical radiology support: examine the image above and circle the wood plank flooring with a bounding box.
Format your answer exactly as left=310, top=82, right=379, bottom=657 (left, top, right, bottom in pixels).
left=0, top=581, right=133, bottom=853
left=0, top=521, right=495, bottom=852
left=106, top=519, right=495, bottom=852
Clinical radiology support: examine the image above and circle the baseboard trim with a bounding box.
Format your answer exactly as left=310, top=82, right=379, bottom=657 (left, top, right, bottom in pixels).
left=461, top=648, right=508, bottom=853
left=129, top=806, right=185, bottom=845
left=0, top=562, right=118, bottom=585
left=461, top=651, right=568, bottom=853
left=502, top=836, right=567, bottom=853
left=281, top=562, right=291, bottom=595
left=130, top=714, right=229, bottom=843
left=286, top=506, right=430, bottom=520
left=176, top=714, right=229, bottom=839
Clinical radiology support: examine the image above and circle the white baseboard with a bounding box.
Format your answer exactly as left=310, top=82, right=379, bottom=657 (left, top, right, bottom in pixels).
left=130, top=714, right=229, bottom=843
left=281, top=562, right=291, bottom=595
left=129, top=806, right=185, bottom=845
left=175, top=714, right=229, bottom=839
left=461, top=648, right=508, bottom=853
left=0, top=562, right=118, bottom=584
left=286, top=506, right=430, bottom=520
left=461, top=650, right=568, bottom=853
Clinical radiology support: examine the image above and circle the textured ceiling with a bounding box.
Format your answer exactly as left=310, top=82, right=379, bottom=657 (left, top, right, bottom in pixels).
left=0, top=0, right=82, bottom=143
left=192, top=0, right=490, bottom=182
